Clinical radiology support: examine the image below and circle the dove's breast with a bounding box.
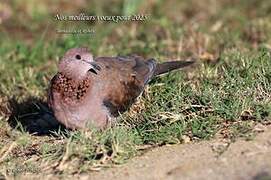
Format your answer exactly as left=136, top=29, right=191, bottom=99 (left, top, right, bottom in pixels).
left=49, top=73, right=92, bottom=104
left=49, top=72, right=110, bottom=129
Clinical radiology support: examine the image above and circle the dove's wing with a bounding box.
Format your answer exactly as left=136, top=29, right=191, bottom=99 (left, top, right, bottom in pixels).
left=94, top=55, right=156, bottom=116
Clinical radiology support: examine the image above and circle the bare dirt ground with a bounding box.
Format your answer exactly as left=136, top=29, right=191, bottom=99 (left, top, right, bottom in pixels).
left=86, top=126, right=271, bottom=180
left=19, top=125, right=271, bottom=180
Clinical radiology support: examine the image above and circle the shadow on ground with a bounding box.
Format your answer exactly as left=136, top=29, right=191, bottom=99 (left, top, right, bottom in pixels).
left=7, top=97, right=65, bottom=135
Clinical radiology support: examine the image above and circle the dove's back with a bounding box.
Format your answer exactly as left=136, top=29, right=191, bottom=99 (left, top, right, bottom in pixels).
left=94, top=55, right=155, bottom=117
left=94, top=56, right=194, bottom=117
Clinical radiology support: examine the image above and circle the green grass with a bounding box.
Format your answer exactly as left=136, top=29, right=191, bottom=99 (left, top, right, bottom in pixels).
left=0, top=0, right=271, bottom=176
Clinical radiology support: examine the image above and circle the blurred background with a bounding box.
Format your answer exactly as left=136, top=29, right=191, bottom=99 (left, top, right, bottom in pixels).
left=1, top=0, right=271, bottom=57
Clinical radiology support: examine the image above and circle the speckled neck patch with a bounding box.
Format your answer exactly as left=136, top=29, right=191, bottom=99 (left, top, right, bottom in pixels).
left=51, top=72, right=91, bottom=103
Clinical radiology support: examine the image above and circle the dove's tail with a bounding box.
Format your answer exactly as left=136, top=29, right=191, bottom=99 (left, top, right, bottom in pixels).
left=153, top=59, right=195, bottom=76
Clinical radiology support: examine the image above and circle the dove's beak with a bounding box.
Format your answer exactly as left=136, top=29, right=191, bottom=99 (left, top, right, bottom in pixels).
left=81, top=60, right=101, bottom=75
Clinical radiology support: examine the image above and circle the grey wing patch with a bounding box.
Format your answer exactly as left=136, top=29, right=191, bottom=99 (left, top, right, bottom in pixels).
left=132, top=57, right=157, bottom=85
left=144, top=58, right=157, bottom=84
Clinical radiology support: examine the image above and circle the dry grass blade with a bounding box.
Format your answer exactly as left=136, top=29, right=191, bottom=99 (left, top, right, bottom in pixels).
left=0, top=142, right=17, bottom=164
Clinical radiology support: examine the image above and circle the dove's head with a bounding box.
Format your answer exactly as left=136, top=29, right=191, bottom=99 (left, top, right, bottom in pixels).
left=58, top=47, right=100, bottom=80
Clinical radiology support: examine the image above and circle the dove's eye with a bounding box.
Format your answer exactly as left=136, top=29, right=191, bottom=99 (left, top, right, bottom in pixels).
left=75, top=54, right=81, bottom=60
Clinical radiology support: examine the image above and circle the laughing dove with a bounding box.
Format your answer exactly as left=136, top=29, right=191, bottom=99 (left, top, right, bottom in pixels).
left=48, top=47, right=195, bottom=129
